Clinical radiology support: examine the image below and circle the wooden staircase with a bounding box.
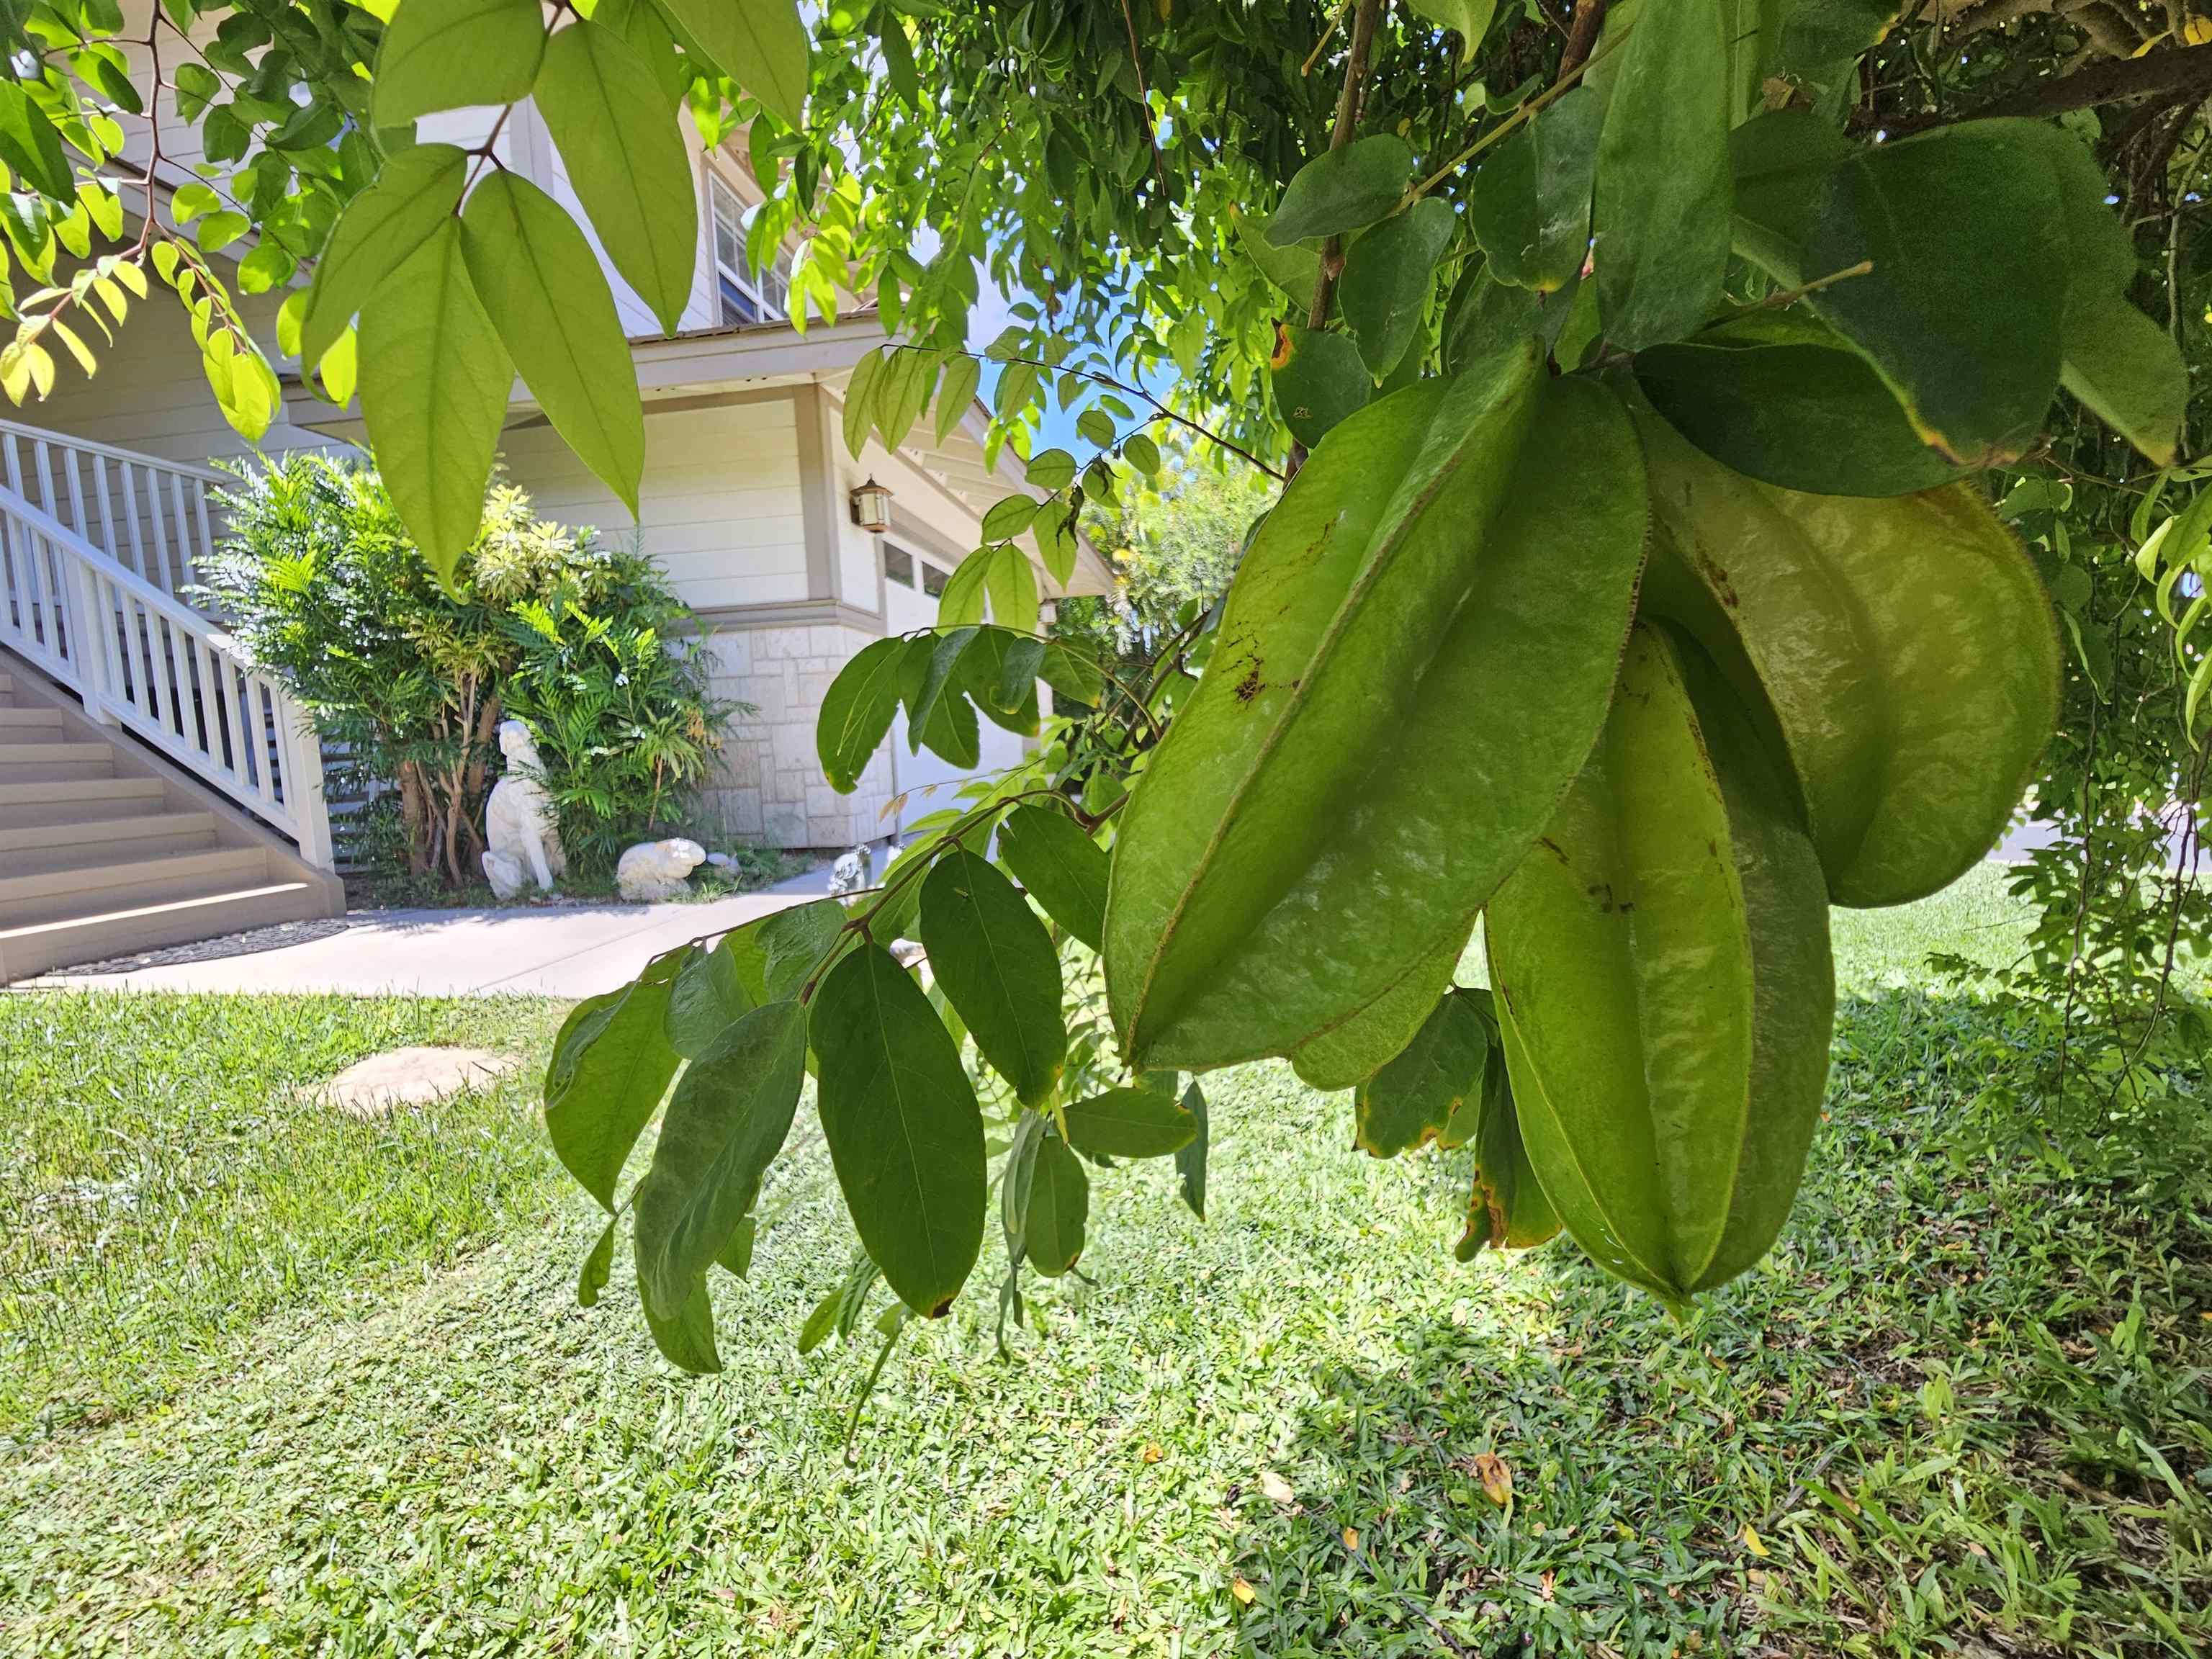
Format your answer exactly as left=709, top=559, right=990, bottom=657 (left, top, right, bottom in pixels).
left=0, top=653, right=342, bottom=981
left=0, top=421, right=345, bottom=981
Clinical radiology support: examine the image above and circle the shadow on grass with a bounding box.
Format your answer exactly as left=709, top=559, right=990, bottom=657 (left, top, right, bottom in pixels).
left=1224, top=987, right=2212, bottom=1659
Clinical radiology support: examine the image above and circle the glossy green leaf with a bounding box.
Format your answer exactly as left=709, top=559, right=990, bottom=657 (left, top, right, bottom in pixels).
left=1025, top=447, right=1076, bottom=493
left=984, top=541, right=1039, bottom=632
left=756, top=898, right=846, bottom=1002
left=632, top=1000, right=806, bottom=1320
left=1727, top=109, right=1846, bottom=280
left=1233, top=207, right=1321, bottom=300
left=1440, top=262, right=1584, bottom=373
left=1105, top=357, right=1649, bottom=1076
left=1023, top=1131, right=1088, bottom=1277
left=1000, top=1108, right=1044, bottom=1265
left=1267, top=134, right=1414, bottom=244
left=1633, top=313, right=1964, bottom=497
left=536, top=19, right=698, bottom=335
left=1174, top=1079, right=1208, bottom=1220
left=660, top=0, right=809, bottom=130
left=1488, top=624, right=1833, bottom=1302
left=374, top=0, right=546, bottom=126
left=0, top=80, right=73, bottom=199
left=952, top=627, right=1040, bottom=735
left=1593, top=0, right=1730, bottom=351
left=811, top=944, right=985, bottom=1316
left=2063, top=297, right=2188, bottom=469
left=590, top=0, right=690, bottom=103
left=577, top=1216, right=616, bottom=1305
left=817, top=635, right=908, bottom=793
left=1469, top=85, right=1601, bottom=295
left=1404, top=0, right=1499, bottom=60
left=541, top=947, right=685, bottom=1209
left=900, top=629, right=980, bottom=766
left=1033, top=502, right=1080, bottom=588
left=1779, top=0, right=1902, bottom=75
left=1791, top=122, right=2067, bottom=467
left=1062, top=1087, right=1197, bottom=1159
left=1038, top=638, right=1104, bottom=709
left=357, top=220, right=513, bottom=585
left=1634, top=408, right=2059, bottom=906
left=842, top=345, right=886, bottom=459
left=917, top=850, right=1065, bottom=1105
left=665, top=934, right=754, bottom=1057
left=636, top=1255, right=720, bottom=1372
left=460, top=171, right=645, bottom=517
left=1339, top=197, right=1456, bottom=375
left=1269, top=325, right=1372, bottom=449
left=935, top=352, right=982, bottom=444
left=996, top=803, right=1107, bottom=951
left=1352, top=986, right=1491, bottom=1158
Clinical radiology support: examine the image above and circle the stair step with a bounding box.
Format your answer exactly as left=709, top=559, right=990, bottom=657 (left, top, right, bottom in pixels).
left=0, top=881, right=323, bottom=981
left=0, top=845, right=269, bottom=927
left=0, top=775, right=167, bottom=827
left=0, top=708, right=63, bottom=734
left=0, top=814, right=217, bottom=874
left=0, top=670, right=14, bottom=698
left=0, top=809, right=214, bottom=855
left=0, top=741, right=114, bottom=781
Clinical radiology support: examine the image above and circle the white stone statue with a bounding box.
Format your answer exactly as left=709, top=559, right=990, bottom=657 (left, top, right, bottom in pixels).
left=616, top=837, right=706, bottom=902
left=482, top=719, right=566, bottom=899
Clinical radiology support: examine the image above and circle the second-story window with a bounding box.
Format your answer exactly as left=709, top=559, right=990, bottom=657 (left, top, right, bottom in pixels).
left=709, top=174, right=791, bottom=325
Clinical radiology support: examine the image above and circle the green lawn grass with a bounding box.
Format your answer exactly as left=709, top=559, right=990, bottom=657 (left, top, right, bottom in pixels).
left=0, top=994, right=565, bottom=1440
left=1, top=870, right=2207, bottom=1656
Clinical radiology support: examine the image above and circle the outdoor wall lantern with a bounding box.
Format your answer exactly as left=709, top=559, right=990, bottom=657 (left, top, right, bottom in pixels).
left=849, top=477, right=893, bottom=534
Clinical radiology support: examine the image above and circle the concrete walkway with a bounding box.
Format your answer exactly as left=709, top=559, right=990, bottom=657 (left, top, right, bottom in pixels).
left=21, top=884, right=824, bottom=998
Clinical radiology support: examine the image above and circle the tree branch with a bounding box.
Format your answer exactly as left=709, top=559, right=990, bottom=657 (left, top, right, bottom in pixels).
left=1558, top=0, right=1610, bottom=81
left=1964, top=41, right=2212, bottom=122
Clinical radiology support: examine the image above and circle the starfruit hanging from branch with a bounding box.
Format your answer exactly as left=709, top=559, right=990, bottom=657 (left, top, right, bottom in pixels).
left=1633, top=409, right=2060, bottom=907
left=1104, top=344, right=1650, bottom=1079
left=1487, top=625, right=1834, bottom=1306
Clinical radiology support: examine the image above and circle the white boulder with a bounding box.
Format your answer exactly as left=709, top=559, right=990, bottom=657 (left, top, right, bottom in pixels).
left=616, top=837, right=707, bottom=902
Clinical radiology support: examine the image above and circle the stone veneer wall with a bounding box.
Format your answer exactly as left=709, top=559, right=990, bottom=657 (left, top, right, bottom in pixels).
left=697, top=621, right=893, bottom=850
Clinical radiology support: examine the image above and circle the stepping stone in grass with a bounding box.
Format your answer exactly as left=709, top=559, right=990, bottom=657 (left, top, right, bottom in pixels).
left=320, top=1047, right=521, bottom=1119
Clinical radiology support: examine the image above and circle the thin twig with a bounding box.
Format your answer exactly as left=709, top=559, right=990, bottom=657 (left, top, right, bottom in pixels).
left=1303, top=0, right=1385, bottom=336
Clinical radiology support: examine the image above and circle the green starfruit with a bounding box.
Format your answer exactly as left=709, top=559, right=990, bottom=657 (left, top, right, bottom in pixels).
left=1105, top=346, right=1649, bottom=1077
left=1634, top=409, right=2059, bottom=907
left=1487, top=624, right=1833, bottom=1305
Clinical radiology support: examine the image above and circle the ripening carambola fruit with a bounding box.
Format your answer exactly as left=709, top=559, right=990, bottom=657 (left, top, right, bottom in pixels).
left=1485, top=624, right=1834, bottom=1305
left=1634, top=410, right=2059, bottom=908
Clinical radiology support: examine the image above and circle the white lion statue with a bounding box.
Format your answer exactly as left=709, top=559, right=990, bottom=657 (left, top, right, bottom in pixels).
left=481, top=719, right=566, bottom=899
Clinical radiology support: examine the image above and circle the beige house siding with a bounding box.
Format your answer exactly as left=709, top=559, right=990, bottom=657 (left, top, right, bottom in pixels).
left=497, top=393, right=811, bottom=613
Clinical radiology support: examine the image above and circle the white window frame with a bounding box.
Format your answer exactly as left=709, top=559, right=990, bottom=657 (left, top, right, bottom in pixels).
left=708, top=172, right=791, bottom=325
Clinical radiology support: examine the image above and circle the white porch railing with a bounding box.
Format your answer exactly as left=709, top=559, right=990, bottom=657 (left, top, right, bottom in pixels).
left=0, top=466, right=332, bottom=871
left=0, top=417, right=226, bottom=603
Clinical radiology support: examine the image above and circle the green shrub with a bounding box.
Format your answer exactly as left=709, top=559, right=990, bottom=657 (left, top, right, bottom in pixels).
left=194, top=454, right=740, bottom=883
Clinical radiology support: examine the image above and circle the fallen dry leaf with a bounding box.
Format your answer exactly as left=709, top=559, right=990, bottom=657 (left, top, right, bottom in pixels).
left=1470, top=1452, right=1513, bottom=1506
left=1742, top=1524, right=1770, bottom=1559
left=1259, top=1470, right=1295, bottom=1505
left=1341, top=1527, right=1359, bottom=1552
left=1140, top=1442, right=1163, bottom=1464
left=1230, top=1576, right=1256, bottom=1606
